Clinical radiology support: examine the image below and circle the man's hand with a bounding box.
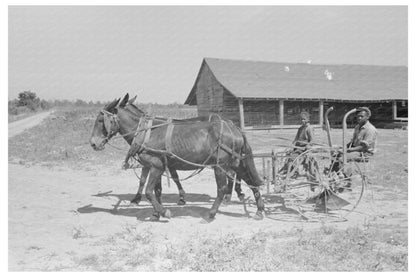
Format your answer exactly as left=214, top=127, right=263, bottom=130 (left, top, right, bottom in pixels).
left=346, top=146, right=363, bottom=153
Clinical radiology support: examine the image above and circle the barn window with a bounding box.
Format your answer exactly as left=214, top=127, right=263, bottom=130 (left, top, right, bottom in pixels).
left=397, top=100, right=408, bottom=118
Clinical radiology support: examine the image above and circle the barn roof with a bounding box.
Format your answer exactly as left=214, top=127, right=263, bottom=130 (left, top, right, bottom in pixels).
left=185, top=58, right=407, bottom=104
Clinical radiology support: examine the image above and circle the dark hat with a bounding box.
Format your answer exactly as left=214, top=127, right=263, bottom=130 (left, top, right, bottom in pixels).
left=300, top=111, right=310, bottom=121
left=356, top=107, right=371, bottom=117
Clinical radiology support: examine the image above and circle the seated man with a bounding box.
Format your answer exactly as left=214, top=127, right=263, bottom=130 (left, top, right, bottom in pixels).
left=293, top=111, right=314, bottom=153
left=345, top=107, right=377, bottom=162
left=331, top=107, right=377, bottom=178
left=279, top=111, right=315, bottom=175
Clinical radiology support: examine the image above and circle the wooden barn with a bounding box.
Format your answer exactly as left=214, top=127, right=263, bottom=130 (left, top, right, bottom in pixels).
left=184, top=58, right=408, bottom=129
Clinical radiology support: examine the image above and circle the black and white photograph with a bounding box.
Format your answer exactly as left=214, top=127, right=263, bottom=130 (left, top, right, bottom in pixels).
left=6, top=4, right=410, bottom=272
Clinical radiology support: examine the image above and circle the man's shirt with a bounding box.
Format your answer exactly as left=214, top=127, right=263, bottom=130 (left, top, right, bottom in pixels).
left=351, top=121, right=377, bottom=154
left=294, top=123, right=314, bottom=147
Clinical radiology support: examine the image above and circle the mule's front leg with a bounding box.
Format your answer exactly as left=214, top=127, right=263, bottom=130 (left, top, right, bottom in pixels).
left=154, top=178, right=162, bottom=205
left=131, top=167, right=149, bottom=205
left=208, top=168, right=228, bottom=220
left=145, top=167, right=171, bottom=221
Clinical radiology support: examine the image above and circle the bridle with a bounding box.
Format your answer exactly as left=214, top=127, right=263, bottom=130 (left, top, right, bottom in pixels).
left=99, top=109, right=140, bottom=143
left=100, top=110, right=120, bottom=141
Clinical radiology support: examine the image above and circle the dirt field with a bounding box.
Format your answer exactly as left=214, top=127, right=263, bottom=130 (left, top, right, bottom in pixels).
left=8, top=111, right=408, bottom=271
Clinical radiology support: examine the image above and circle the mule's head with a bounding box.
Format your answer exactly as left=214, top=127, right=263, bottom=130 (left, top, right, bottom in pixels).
left=89, top=97, right=121, bottom=151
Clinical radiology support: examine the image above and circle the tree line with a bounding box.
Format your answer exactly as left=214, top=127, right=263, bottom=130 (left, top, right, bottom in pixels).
left=8, top=91, right=195, bottom=116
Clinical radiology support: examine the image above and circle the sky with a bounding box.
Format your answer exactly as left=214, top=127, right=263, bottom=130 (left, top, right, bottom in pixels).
left=8, top=5, right=408, bottom=104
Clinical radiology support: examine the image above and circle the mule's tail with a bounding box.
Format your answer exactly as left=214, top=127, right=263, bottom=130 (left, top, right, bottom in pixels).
left=239, top=133, right=264, bottom=188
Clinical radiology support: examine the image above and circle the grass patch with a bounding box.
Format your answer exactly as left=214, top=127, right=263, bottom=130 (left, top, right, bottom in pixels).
left=186, top=225, right=407, bottom=271
left=70, top=223, right=407, bottom=271
left=8, top=106, right=127, bottom=170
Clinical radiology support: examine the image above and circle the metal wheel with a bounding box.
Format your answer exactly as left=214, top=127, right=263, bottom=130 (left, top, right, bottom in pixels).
left=282, top=147, right=366, bottom=222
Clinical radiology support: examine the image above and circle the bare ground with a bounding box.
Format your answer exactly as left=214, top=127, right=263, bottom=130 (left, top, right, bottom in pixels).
left=8, top=111, right=408, bottom=271
left=8, top=161, right=407, bottom=271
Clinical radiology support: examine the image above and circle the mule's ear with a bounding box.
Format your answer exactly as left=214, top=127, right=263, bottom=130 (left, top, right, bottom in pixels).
left=105, top=98, right=120, bottom=112
left=119, top=93, right=129, bottom=108
left=128, top=95, right=137, bottom=105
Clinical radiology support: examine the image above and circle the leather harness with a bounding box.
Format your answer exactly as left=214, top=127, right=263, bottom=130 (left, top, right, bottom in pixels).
left=129, top=115, right=244, bottom=169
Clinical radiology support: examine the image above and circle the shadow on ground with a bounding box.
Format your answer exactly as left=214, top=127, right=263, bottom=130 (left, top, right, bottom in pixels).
left=91, top=190, right=213, bottom=204
left=77, top=191, right=251, bottom=221
left=77, top=190, right=305, bottom=222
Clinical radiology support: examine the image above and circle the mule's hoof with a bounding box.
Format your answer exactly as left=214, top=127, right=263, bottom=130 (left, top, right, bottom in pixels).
left=223, top=194, right=231, bottom=203
left=121, top=162, right=130, bottom=170
left=163, top=209, right=172, bottom=219
left=200, top=217, right=215, bottom=224
left=130, top=198, right=140, bottom=205
left=238, top=194, right=246, bottom=202
left=149, top=214, right=160, bottom=221
left=253, top=211, right=264, bottom=220
left=177, top=199, right=186, bottom=206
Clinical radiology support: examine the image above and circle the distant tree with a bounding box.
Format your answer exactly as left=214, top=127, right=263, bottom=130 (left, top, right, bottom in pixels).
left=54, top=99, right=71, bottom=106
left=17, top=91, right=40, bottom=111
left=75, top=99, right=87, bottom=106
left=8, top=99, right=19, bottom=115
left=40, top=99, right=51, bottom=110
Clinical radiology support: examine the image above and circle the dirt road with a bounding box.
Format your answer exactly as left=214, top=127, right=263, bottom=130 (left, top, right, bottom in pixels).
left=8, top=110, right=54, bottom=138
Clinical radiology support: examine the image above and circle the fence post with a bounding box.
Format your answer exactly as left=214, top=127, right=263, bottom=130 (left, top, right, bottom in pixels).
left=266, top=160, right=271, bottom=194
left=262, top=157, right=266, bottom=181
left=271, top=149, right=276, bottom=188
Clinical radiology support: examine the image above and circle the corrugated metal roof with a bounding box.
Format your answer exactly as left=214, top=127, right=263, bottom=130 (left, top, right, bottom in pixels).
left=186, top=58, right=407, bottom=103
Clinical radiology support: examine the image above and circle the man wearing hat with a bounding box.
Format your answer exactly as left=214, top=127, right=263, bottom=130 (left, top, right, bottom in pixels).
left=346, top=107, right=377, bottom=161
left=279, top=111, right=315, bottom=175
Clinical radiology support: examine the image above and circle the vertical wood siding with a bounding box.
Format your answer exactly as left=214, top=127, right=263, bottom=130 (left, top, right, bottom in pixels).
left=243, top=100, right=280, bottom=127
left=283, top=101, right=320, bottom=125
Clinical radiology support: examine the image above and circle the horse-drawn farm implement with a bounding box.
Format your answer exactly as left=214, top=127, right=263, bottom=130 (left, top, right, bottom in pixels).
left=251, top=107, right=370, bottom=222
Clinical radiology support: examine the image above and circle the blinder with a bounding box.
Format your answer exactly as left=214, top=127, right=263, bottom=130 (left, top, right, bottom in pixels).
left=101, top=110, right=119, bottom=139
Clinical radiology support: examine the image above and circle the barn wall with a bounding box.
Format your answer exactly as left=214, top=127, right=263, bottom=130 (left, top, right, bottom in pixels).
left=195, top=63, right=224, bottom=117
left=243, top=100, right=280, bottom=127
left=221, top=89, right=240, bottom=125
left=396, top=100, right=408, bottom=118
left=324, top=101, right=395, bottom=127
left=284, top=101, right=320, bottom=125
